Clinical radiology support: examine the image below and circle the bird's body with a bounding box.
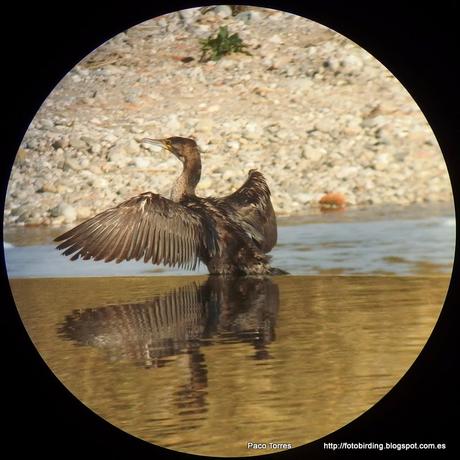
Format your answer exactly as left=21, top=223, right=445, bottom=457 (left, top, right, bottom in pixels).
left=55, top=137, right=286, bottom=276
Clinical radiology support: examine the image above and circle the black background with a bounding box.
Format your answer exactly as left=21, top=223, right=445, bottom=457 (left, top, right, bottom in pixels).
left=1, top=1, right=458, bottom=458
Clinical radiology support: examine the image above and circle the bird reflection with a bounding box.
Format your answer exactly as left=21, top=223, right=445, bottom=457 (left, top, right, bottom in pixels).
left=58, top=276, right=279, bottom=415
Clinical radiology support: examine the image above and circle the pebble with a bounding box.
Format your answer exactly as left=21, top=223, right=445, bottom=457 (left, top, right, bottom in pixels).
left=362, top=115, right=387, bottom=129
left=314, top=119, right=333, bottom=133
left=125, top=139, right=141, bottom=155
left=214, top=5, right=232, bottom=18
left=53, top=203, right=77, bottom=223
left=41, top=119, right=55, bottom=129
left=52, top=138, right=68, bottom=149
left=39, top=183, right=58, bottom=193
left=295, top=192, right=315, bottom=203
left=104, top=132, right=118, bottom=144
left=235, top=12, right=253, bottom=24
left=133, top=157, right=151, bottom=168
left=340, top=55, right=364, bottom=74
left=91, top=177, right=109, bottom=188
left=107, top=144, right=130, bottom=166
left=63, top=157, right=82, bottom=171
left=243, top=121, right=263, bottom=140
left=301, top=145, right=324, bottom=162
left=166, top=114, right=181, bottom=131
left=286, top=77, right=313, bottom=93
left=207, top=104, right=220, bottom=113
left=69, top=136, right=87, bottom=150
left=76, top=206, right=93, bottom=220
left=374, top=153, right=390, bottom=170
left=88, top=164, right=103, bottom=175
left=226, top=140, right=240, bottom=151
left=15, top=149, right=28, bottom=165
left=268, top=34, right=282, bottom=44
left=336, top=166, right=359, bottom=179
left=196, top=118, right=214, bottom=133
left=90, top=143, right=102, bottom=155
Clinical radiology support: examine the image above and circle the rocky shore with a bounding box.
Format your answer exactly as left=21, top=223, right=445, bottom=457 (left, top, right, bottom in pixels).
left=4, top=6, right=452, bottom=227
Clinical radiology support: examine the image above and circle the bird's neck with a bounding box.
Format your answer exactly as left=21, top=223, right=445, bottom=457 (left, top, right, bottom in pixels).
left=170, top=156, right=201, bottom=202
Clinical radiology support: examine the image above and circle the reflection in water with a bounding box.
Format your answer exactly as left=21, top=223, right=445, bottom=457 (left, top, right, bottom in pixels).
left=58, top=276, right=279, bottom=416
left=9, top=275, right=449, bottom=457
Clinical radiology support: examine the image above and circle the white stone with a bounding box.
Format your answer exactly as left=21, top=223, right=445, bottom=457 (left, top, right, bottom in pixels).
left=314, top=119, right=332, bottom=133
left=226, top=140, right=240, bottom=151
left=362, top=115, right=387, bottom=129
left=301, top=145, right=324, bottom=162
left=178, top=8, right=200, bottom=25
left=64, top=158, right=82, bottom=171
left=340, top=54, right=364, bottom=74
left=196, top=118, right=214, bottom=133
left=77, top=206, right=92, bottom=220
left=287, top=77, right=313, bottom=92
left=88, top=164, right=102, bottom=175
left=104, top=133, right=118, bottom=144
left=80, top=158, right=90, bottom=168
left=91, top=143, right=102, bottom=155
left=69, top=136, right=87, bottom=150
left=125, top=139, right=140, bottom=155
left=295, top=192, right=315, bottom=203
left=207, top=104, right=220, bottom=113
left=166, top=114, right=181, bottom=131
left=214, top=5, right=232, bottom=18
left=133, top=157, right=151, bottom=168
left=269, top=34, right=283, bottom=44
left=244, top=121, right=263, bottom=140
left=336, top=166, right=359, bottom=179
left=58, top=203, right=77, bottom=223
left=92, top=177, right=109, bottom=188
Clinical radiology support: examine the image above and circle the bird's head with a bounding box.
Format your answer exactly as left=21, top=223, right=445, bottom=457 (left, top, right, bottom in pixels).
left=141, top=136, right=200, bottom=163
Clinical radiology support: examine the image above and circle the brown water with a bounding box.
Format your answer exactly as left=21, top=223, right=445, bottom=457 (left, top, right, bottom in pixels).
left=9, top=274, right=449, bottom=457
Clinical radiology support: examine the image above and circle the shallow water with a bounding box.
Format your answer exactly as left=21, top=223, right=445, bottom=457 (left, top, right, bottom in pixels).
left=3, top=204, right=456, bottom=277
left=9, top=274, right=450, bottom=457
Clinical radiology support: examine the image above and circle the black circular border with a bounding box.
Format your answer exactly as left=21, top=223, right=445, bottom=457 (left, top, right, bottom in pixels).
left=1, top=1, right=458, bottom=459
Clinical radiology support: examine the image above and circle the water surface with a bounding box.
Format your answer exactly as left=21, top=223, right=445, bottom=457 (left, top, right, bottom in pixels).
left=4, top=204, right=455, bottom=277
left=9, top=274, right=449, bottom=456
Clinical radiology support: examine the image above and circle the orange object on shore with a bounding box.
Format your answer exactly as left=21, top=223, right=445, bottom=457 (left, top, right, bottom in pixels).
left=319, top=192, right=347, bottom=209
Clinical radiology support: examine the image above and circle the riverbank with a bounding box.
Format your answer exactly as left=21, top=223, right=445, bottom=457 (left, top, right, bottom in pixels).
left=4, top=6, right=452, bottom=227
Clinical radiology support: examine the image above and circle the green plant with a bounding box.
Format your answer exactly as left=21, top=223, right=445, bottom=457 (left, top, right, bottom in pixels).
left=199, top=26, right=251, bottom=62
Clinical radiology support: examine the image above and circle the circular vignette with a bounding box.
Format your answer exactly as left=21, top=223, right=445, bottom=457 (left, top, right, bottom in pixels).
left=1, top=1, right=458, bottom=458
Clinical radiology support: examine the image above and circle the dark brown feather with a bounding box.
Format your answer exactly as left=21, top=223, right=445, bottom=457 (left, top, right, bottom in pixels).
left=216, top=170, right=277, bottom=253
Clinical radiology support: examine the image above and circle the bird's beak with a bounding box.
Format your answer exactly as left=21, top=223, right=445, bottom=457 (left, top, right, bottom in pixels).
left=141, top=138, right=170, bottom=151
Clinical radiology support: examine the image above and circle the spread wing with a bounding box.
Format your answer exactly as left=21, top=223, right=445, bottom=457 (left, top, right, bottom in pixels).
left=54, top=192, right=218, bottom=270
left=218, top=170, right=277, bottom=253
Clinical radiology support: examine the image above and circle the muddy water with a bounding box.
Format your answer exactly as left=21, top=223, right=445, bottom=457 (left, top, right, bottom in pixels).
left=9, top=274, right=449, bottom=457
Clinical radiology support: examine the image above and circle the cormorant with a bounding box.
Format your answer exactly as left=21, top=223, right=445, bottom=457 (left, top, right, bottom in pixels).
left=55, top=136, right=286, bottom=275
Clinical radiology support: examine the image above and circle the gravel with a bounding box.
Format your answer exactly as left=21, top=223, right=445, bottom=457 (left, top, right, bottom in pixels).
left=4, top=6, right=452, bottom=227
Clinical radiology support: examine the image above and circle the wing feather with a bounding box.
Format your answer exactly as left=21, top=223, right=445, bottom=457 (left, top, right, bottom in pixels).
left=218, top=170, right=277, bottom=253
left=55, top=192, right=215, bottom=269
